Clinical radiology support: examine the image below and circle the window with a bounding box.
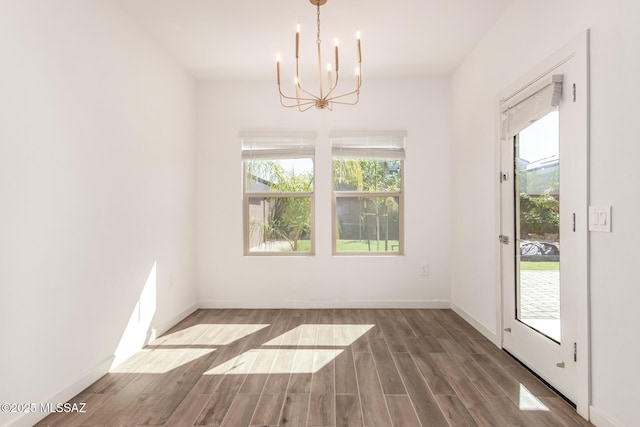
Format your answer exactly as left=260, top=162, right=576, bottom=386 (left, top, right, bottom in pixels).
left=331, top=131, right=405, bottom=254
left=242, top=132, right=315, bottom=255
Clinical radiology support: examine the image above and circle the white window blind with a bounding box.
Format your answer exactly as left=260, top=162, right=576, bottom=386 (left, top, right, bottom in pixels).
left=241, top=130, right=316, bottom=159
left=330, top=130, right=406, bottom=159
left=501, top=74, right=563, bottom=139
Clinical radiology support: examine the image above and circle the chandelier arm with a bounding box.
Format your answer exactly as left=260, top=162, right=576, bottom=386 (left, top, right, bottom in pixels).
left=280, top=89, right=317, bottom=102
left=279, top=92, right=318, bottom=111
left=325, top=74, right=361, bottom=102
left=278, top=86, right=318, bottom=103
left=299, top=103, right=317, bottom=112
left=326, top=87, right=360, bottom=102
left=279, top=95, right=317, bottom=108
left=295, top=82, right=321, bottom=102
left=329, top=95, right=360, bottom=106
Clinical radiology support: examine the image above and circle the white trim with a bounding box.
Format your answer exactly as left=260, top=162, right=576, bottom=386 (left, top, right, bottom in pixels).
left=4, top=302, right=199, bottom=427
left=5, top=356, right=114, bottom=427
left=450, top=303, right=499, bottom=345
left=589, top=406, right=620, bottom=427
left=198, top=299, right=450, bottom=309
left=153, top=302, right=199, bottom=339
left=496, top=30, right=591, bottom=417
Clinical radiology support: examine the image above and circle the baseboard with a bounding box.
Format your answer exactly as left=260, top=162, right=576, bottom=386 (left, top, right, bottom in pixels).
left=5, top=302, right=199, bottom=427
left=153, top=302, right=199, bottom=338
left=5, top=356, right=114, bottom=427
left=450, top=303, right=499, bottom=344
left=590, top=406, right=620, bottom=427
left=198, top=299, right=451, bottom=309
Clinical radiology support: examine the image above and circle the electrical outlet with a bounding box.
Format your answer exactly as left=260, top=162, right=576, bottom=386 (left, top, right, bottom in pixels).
left=420, top=264, right=429, bottom=277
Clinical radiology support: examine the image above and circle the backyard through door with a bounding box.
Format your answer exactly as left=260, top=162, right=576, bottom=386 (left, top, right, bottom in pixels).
left=499, top=34, right=589, bottom=409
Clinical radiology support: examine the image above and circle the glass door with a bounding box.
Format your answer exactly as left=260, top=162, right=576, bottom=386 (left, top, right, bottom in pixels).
left=499, top=33, right=589, bottom=415
left=515, top=111, right=561, bottom=342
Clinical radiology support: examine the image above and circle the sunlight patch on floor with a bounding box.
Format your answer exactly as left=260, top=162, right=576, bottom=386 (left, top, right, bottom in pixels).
left=111, top=348, right=216, bottom=374
left=203, top=349, right=343, bottom=375
left=518, top=384, right=549, bottom=411
left=152, top=323, right=270, bottom=346
left=262, top=324, right=374, bottom=346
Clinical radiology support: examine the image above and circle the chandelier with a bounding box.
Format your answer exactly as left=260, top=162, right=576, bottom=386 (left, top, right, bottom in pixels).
left=276, top=0, right=362, bottom=111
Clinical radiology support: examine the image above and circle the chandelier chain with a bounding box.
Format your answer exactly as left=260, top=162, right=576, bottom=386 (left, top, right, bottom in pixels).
left=316, top=4, right=321, bottom=44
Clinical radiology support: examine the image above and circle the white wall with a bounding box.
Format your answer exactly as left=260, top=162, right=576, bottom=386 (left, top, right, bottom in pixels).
left=450, top=0, right=640, bottom=425
left=197, top=79, right=451, bottom=308
left=0, top=1, right=197, bottom=426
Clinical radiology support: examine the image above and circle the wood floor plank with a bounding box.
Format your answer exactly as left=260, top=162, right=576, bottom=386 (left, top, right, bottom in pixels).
left=336, top=394, right=362, bottom=427
left=308, top=349, right=336, bottom=426
left=388, top=309, right=418, bottom=342
left=472, top=352, right=551, bottom=404
left=431, top=352, right=508, bottom=427
left=194, top=374, right=246, bottom=426
left=540, top=397, right=593, bottom=427
left=335, top=347, right=358, bottom=394
left=283, top=320, right=316, bottom=394
left=435, top=394, right=478, bottom=427
left=475, top=339, right=518, bottom=368
left=250, top=359, right=297, bottom=422
left=504, top=361, right=559, bottom=398
left=38, top=309, right=594, bottom=427
left=278, top=393, right=309, bottom=427
left=392, top=352, right=449, bottom=427
left=455, top=355, right=506, bottom=398
left=409, top=350, right=455, bottom=396
left=486, top=394, right=549, bottom=426
left=35, top=393, right=110, bottom=427
left=163, top=393, right=211, bottom=427
left=385, top=395, right=421, bottom=427
left=80, top=374, right=157, bottom=425
left=371, top=347, right=407, bottom=395
left=287, top=348, right=314, bottom=394
left=239, top=346, right=279, bottom=394
left=375, top=310, right=407, bottom=353
left=413, top=309, right=452, bottom=340
left=250, top=373, right=291, bottom=427
left=349, top=315, right=372, bottom=354
left=220, top=393, right=260, bottom=427
left=353, top=352, right=392, bottom=426
left=401, top=312, right=446, bottom=353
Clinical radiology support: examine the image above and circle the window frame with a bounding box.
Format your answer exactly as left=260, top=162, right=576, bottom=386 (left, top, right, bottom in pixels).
left=331, top=131, right=406, bottom=256
left=242, top=132, right=316, bottom=256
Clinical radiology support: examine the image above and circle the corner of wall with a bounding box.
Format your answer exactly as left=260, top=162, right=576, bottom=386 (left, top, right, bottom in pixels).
left=451, top=303, right=499, bottom=345
left=589, top=406, right=621, bottom=427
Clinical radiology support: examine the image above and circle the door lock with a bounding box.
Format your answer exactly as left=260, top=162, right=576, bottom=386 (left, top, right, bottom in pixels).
left=556, top=362, right=565, bottom=368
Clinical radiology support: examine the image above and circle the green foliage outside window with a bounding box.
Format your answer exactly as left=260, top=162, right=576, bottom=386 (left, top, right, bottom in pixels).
left=247, top=160, right=313, bottom=252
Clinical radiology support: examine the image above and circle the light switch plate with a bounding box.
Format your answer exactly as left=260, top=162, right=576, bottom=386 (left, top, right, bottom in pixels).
left=588, top=206, right=612, bottom=232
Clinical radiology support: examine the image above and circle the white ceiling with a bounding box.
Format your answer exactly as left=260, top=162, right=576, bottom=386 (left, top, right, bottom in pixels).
left=116, top=0, right=513, bottom=81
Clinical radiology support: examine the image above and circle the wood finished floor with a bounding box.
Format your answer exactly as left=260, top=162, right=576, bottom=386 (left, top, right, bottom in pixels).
left=36, top=309, right=592, bottom=427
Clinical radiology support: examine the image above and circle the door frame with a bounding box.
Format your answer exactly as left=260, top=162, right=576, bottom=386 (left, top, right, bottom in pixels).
left=495, top=30, right=590, bottom=419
